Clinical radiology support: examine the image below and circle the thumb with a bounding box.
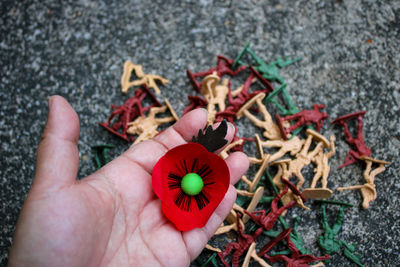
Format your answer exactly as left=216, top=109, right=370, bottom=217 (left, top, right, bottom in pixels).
left=32, top=95, right=80, bottom=192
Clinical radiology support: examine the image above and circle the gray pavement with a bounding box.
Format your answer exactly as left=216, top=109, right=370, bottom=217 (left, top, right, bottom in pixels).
left=1, top=0, right=399, bottom=266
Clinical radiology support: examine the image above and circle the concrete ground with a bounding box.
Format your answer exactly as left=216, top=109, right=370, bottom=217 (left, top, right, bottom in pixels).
left=1, top=0, right=399, bottom=266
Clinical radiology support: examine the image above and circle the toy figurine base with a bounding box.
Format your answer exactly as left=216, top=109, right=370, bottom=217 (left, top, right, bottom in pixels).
left=236, top=92, right=266, bottom=118
left=242, top=186, right=264, bottom=223
left=360, top=156, right=391, bottom=165
left=200, top=73, right=220, bottom=96
left=332, top=111, right=366, bottom=124
left=306, top=128, right=330, bottom=148
left=302, top=188, right=333, bottom=199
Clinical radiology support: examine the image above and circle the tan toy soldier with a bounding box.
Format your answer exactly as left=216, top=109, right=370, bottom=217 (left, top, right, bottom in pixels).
left=243, top=242, right=272, bottom=267
left=127, top=99, right=178, bottom=145
left=302, top=130, right=335, bottom=199
left=204, top=244, right=221, bottom=253
left=214, top=209, right=245, bottom=236
left=121, top=61, right=168, bottom=95
left=214, top=78, right=230, bottom=111
left=360, top=156, right=390, bottom=184
left=200, top=73, right=221, bottom=124
left=260, top=136, right=305, bottom=163
left=237, top=93, right=282, bottom=140
left=248, top=134, right=265, bottom=165
left=270, top=159, right=309, bottom=211
left=219, top=138, right=244, bottom=160
left=233, top=186, right=264, bottom=223
left=240, top=135, right=270, bottom=192
left=240, top=155, right=270, bottom=192
left=337, top=156, right=390, bottom=208
left=285, top=129, right=325, bottom=189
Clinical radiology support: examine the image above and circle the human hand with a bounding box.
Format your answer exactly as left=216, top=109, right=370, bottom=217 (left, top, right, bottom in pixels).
left=8, top=96, right=249, bottom=267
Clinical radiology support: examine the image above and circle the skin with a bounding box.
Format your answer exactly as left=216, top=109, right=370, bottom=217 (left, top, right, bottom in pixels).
left=8, top=96, right=249, bottom=267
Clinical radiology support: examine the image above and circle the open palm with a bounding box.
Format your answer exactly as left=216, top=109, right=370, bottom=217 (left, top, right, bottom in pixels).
left=8, top=96, right=249, bottom=267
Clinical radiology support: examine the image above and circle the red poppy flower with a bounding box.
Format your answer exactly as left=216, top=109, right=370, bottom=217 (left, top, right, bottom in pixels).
left=152, top=142, right=230, bottom=231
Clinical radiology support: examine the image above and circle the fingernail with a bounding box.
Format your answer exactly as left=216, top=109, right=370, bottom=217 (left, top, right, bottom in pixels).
left=48, top=96, right=54, bottom=111
left=47, top=97, right=54, bottom=120
left=227, top=122, right=236, bottom=131
left=198, top=108, right=208, bottom=116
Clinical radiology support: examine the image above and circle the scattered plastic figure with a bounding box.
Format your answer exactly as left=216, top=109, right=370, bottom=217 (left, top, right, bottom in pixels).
left=270, top=159, right=294, bottom=205
left=332, top=111, right=371, bottom=168
left=91, top=144, right=114, bottom=169
left=218, top=213, right=264, bottom=267
left=244, top=179, right=305, bottom=231
left=247, top=134, right=266, bottom=164
left=258, top=228, right=292, bottom=259
left=360, top=156, right=390, bottom=184
left=259, top=228, right=330, bottom=267
left=276, top=104, right=329, bottom=140
left=121, top=61, right=168, bottom=95
left=241, top=155, right=270, bottom=192
left=199, top=73, right=220, bottom=124
left=182, top=95, right=208, bottom=115
left=127, top=100, right=178, bottom=144
left=264, top=216, right=312, bottom=256
left=260, top=135, right=305, bottom=163
left=100, top=85, right=161, bottom=141
left=318, top=203, right=364, bottom=266
left=219, top=138, right=244, bottom=160
left=225, top=66, right=274, bottom=113
left=338, top=183, right=377, bottom=210
left=233, top=186, right=264, bottom=223
left=302, top=130, right=336, bottom=199
left=236, top=134, right=267, bottom=192
left=215, top=110, right=237, bottom=124
left=237, top=92, right=283, bottom=140
left=337, top=156, right=390, bottom=209
left=187, top=55, right=247, bottom=92
left=199, top=73, right=235, bottom=124
left=232, top=42, right=301, bottom=84
left=214, top=209, right=245, bottom=235
left=270, top=160, right=309, bottom=211
left=284, top=129, right=326, bottom=189
left=205, top=244, right=222, bottom=253
left=101, top=56, right=389, bottom=267
left=264, top=84, right=300, bottom=117
left=212, top=77, right=230, bottom=111
left=195, top=252, right=220, bottom=267
left=242, top=242, right=272, bottom=267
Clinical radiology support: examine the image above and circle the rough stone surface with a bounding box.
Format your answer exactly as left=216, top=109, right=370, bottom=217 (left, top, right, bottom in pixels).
left=1, top=0, right=399, bottom=266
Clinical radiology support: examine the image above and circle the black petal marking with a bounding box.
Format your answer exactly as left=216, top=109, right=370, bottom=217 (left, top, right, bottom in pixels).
left=175, top=191, right=192, bottom=212
left=167, top=172, right=182, bottom=189
left=194, top=192, right=210, bottom=210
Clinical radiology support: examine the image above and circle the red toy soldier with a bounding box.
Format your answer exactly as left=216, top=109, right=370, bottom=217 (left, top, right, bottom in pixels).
left=258, top=228, right=330, bottom=267
left=276, top=104, right=329, bottom=140
left=218, top=213, right=264, bottom=267
left=226, top=66, right=274, bottom=112
left=187, top=55, right=247, bottom=92
left=332, top=111, right=371, bottom=168
left=244, top=179, right=306, bottom=231
left=182, top=95, right=208, bottom=115
left=99, top=85, right=161, bottom=141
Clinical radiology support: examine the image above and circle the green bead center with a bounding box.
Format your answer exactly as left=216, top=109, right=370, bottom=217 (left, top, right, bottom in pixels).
left=181, top=173, right=204, bottom=196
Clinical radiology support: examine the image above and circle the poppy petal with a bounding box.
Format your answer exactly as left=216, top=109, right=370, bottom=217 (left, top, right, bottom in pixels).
left=152, top=143, right=230, bottom=231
